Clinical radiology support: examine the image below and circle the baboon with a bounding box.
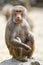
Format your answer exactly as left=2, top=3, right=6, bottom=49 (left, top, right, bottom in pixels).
left=5, top=5, right=34, bottom=61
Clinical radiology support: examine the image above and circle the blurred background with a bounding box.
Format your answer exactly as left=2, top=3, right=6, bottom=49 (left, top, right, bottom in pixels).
left=0, top=0, right=43, bottom=62
left=0, top=0, right=43, bottom=9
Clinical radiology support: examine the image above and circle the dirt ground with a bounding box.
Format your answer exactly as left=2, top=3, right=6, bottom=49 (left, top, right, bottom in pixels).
left=0, top=7, right=43, bottom=62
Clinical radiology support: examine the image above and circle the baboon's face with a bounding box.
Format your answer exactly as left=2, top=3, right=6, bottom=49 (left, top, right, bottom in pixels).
left=12, top=9, right=24, bottom=24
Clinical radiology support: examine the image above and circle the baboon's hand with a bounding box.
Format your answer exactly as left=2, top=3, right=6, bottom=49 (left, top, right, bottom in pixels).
left=16, top=37, right=22, bottom=43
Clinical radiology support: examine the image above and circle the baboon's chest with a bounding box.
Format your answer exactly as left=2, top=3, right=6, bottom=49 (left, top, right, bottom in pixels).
left=13, top=25, right=27, bottom=43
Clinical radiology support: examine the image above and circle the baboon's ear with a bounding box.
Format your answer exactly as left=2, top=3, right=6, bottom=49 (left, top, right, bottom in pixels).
left=2, top=4, right=13, bottom=20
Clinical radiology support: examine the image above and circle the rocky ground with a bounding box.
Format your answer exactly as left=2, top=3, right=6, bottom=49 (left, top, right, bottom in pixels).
left=0, top=7, right=43, bottom=65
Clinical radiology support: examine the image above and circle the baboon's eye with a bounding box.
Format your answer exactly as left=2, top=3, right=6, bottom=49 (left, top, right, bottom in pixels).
left=21, top=12, right=24, bottom=17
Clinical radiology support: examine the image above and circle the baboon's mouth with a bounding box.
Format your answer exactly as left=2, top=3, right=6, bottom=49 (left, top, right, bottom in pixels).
left=15, top=19, right=22, bottom=23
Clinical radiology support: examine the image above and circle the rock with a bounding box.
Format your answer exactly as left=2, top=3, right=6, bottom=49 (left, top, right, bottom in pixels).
left=31, top=61, right=40, bottom=65
left=0, top=58, right=43, bottom=65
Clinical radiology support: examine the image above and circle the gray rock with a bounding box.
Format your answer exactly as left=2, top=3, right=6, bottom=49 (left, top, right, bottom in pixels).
left=31, top=61, right=40, bottom=65
left=0, top=58, right=43, bottom=65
